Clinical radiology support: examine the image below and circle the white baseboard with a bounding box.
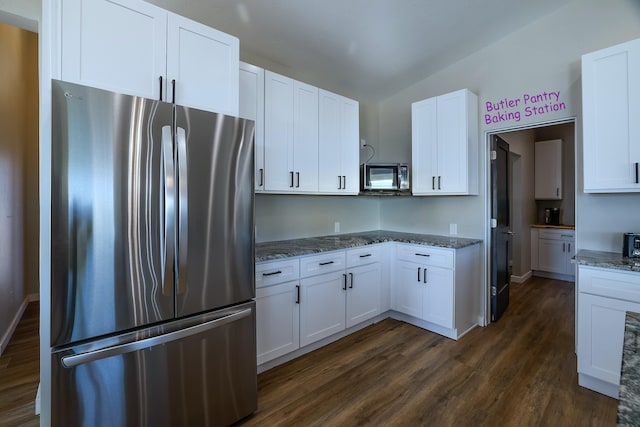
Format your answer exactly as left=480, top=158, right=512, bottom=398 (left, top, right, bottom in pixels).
left=0, top=297, right=30, bottom=356
left=511, top=271, right=532, bottom=283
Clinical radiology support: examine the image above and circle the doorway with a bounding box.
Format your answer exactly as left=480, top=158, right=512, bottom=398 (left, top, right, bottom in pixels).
left=488, top=119, right=576, bottom=323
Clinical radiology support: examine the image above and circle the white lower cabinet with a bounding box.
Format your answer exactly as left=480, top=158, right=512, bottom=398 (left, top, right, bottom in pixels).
left=300, top=270, right=346, bottom=347
left=392, top=243, right=480, bottom=339
left=577, top=265, right=640, bottom=398
left=531, top=228, right=575, bottom=279
left=255, top=259, right=300, bottom=365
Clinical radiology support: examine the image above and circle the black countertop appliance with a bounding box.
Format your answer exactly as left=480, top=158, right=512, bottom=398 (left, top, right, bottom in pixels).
left=544, top=207, right=560, bottom=226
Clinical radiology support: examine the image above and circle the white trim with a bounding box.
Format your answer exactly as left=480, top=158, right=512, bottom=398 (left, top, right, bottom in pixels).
left=485, top=117, right=577, bottom=325
left=511, top=271, right=532, bottom=283
left=0, top=297, right=30, bottom=356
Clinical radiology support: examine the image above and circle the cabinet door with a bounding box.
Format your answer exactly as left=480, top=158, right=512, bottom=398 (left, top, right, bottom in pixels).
left=582, top=38, right=640, bottom=192
left=422, top=266, right=454, bottom=328
left=299, top=271, right=346, bottom=347
left=239, top=62, right=265, bottom=192
left=436, top=90, right=468, bottom=194
left=60, top=0, right=167, bottom=99
left=537, top=238, right=566, bottom=274
left=318, top=90, right=359, bottom=194
left=577, top=293, right=640, bottom=385
left=166, top=13, right=239, bottom=115
left=535, top=139, right=562, bottom=200
left=293, top=81, right=319, bottom=192
left=264, top=71, right=294, bottom=192
left=346, top=263, right=381, bottom=328
left=393, top=261, right=423, bottom=318
left=411, top=97, right=438, bottom=194
left=256, top=282, right=300, bottom=365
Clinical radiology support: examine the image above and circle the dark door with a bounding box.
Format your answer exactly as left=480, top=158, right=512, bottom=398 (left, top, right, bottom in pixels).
left=491, top=135, right=511, bottom=322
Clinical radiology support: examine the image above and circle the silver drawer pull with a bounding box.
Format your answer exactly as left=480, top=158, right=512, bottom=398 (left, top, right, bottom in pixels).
left=319, top=261, right=335, bottom=266
left=262, top=270, right=282, bottom=276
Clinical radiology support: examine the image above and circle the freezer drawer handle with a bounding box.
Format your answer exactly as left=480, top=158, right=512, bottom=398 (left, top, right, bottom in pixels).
left=262, top=270, right=282, bottom=276
left=61, top=308, right=252, bottom=368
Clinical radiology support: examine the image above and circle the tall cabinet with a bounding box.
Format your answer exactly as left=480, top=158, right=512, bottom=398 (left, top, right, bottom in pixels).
left=264, top=71, right=319, bottom=193
left=59, top=0, right=240, bottom=115
left=239, top=62, right=265, bottom=192
left=582, top=37, right=640, bottom=192
left=318, top=89, right=360, bottom=194
left=411, top=89, right=478, bottom=195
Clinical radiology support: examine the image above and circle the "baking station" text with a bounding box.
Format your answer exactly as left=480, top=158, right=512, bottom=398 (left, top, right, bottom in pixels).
left=484, top=91, right=566, bottom=124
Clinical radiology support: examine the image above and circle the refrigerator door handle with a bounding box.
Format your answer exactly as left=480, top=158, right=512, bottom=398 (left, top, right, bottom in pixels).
left=177, top=127, right=188, bottom=295
left=61, top=307, right=252, bottom=368
left=161, top=126, right=175, bottom=296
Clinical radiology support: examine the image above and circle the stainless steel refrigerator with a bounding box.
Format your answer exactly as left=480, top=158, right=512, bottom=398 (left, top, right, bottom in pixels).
left=50, top=79, right=257, bottom=426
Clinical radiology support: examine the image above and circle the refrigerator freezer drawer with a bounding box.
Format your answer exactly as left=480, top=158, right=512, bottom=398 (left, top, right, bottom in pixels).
left=51, top=302, right=257, bottom=427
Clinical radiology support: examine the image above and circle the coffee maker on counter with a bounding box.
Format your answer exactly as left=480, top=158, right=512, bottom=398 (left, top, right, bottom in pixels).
left=544, top=207, right=560, bottom=226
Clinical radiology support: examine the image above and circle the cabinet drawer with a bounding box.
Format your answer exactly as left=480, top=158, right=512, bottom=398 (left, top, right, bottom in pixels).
left=396, top=244, right=453, bottom=269
left=256, top=258, right=300, bottom=288
left=539, top=229, right=574, bottom=240
left=579, top=266, right=640, bottom=303
left=300, top=251, right=346, bottom=278
left=346, top=245, right=382, bottom=268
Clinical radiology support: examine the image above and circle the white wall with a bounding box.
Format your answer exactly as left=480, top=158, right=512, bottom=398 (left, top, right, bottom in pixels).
left=376, top=0, right=640, bottom=253
left=0, top=22, right=38, bottom=353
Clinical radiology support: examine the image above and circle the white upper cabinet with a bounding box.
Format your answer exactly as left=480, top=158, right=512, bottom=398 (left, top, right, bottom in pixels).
left=239, top=62, right=265, bottom=192
left=264, top=71, right=318, bottom=193
left=534, top=139, right=562, bottom=200
left=411, top=89, right=478, bottom=195
left=582, top=38, right=640, bottom=192
left=59, top=0, right=239, bottom=115
left=60, top=0, right=167, bottom=99
left=166, top=13, right=239, bottom=115
left=318, top=89, right=360, bottom=194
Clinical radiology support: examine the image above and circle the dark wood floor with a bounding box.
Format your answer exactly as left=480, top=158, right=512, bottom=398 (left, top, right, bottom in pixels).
left=0, top=301, right=39, bottom=427
left=238, top=277, right=617, bottom=426
left=0, top=278, right=618, bottom=426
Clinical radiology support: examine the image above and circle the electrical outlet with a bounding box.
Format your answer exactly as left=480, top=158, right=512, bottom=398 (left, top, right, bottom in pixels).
left=360, top=138, right=367, bottom=148
left=449, top=223, right=457, bottom=235
left=334, top=222, right=340, bottom=233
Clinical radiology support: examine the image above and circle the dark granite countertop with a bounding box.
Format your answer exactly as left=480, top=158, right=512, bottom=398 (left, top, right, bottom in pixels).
left=573, top=250, right=640, bottom=273
left=256, top=230, right=482, bottom=262
left=618, top=311, right=640, bottom=426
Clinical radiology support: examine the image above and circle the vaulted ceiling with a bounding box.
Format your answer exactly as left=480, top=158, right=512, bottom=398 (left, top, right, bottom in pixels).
left=150, top=0, right=574, bottom=101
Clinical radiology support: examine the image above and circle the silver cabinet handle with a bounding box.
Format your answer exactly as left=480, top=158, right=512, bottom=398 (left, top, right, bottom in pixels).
left=161, top=126, right=175, bottom=297
left=176, top=127, right=188, bottom=295
left=61, top=308, right=252, bottom=368
left=349, top=272, right=354, bottom=289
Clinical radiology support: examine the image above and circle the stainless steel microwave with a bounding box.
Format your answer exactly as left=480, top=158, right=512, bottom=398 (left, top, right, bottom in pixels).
left=360, top=163, right=410, bottom=191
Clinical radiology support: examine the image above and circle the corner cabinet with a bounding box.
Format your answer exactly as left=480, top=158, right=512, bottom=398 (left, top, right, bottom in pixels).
left=391, top=242, right=481, bottom=339
left=59, top=0, right=239, bottom=115
left=582, top=37, right=640, bottom=192
left=239, top=62, right=265, bottom=192
left=411, top=89, right=478, bottom=195
left=264, top=71, right=319, bottom=193
left=318, top=89, right=360, bottom=194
